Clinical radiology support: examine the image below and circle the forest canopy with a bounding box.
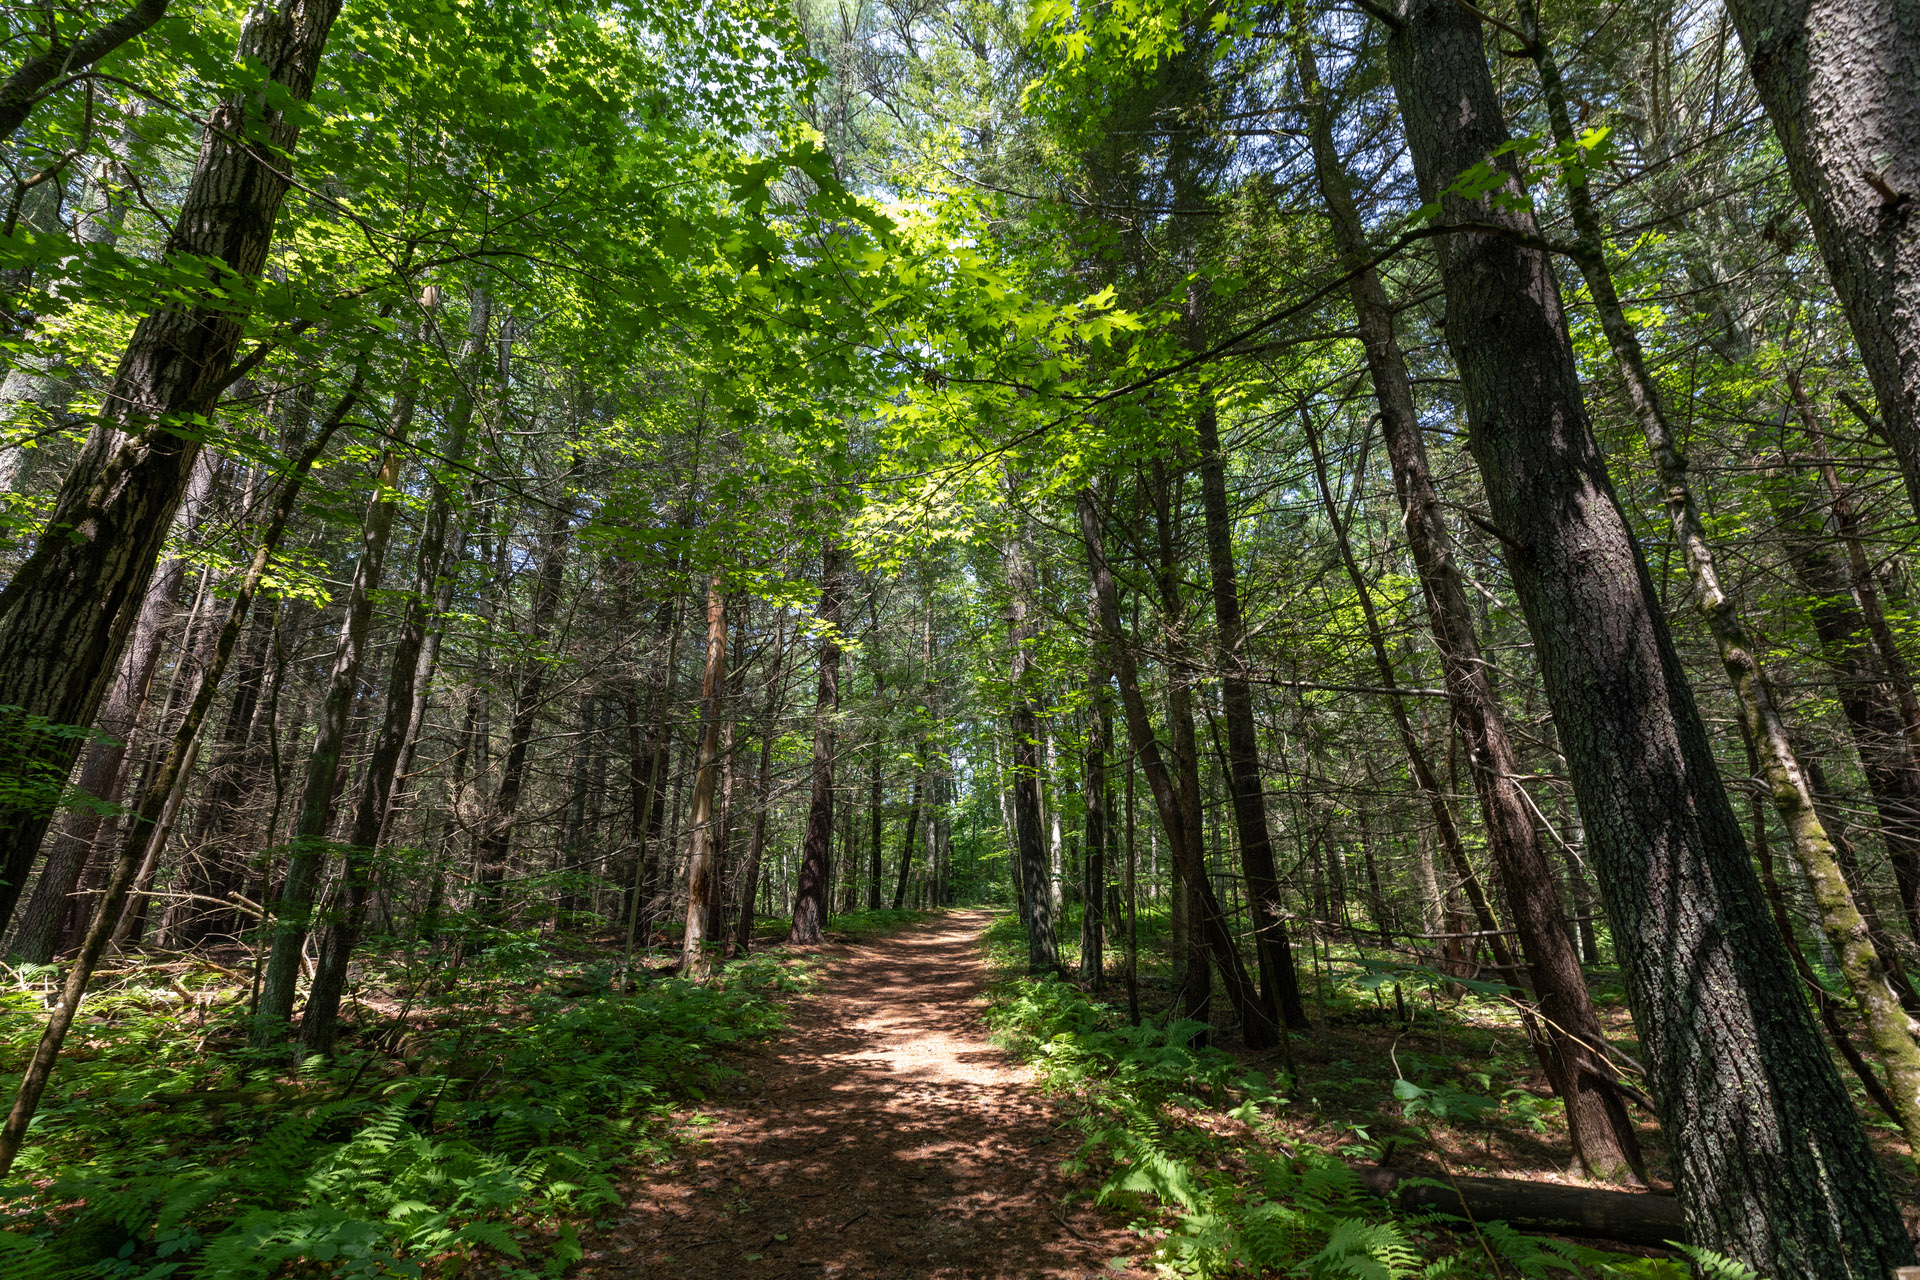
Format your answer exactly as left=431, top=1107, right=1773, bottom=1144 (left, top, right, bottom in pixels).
left=0, top=0, right=1918, bottom=1276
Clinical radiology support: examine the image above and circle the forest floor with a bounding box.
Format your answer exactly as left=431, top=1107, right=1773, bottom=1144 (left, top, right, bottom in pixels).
left=575, top=908, right=1146, bottom=1280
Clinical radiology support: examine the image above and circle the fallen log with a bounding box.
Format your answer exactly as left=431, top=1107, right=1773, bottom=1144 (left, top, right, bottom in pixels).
left=1354, top=1166, right=1687, bottom=1248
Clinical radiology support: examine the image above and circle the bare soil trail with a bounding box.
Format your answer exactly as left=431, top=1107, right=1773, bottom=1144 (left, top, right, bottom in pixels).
left=576, top=909, right=1149, bottom=1280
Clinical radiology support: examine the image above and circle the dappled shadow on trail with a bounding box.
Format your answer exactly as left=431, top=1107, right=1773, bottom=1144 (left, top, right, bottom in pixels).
left=576, top=910, right=1146, bottom=1280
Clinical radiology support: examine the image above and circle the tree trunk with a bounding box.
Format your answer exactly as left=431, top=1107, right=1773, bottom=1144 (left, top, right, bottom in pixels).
left=1078, top=482, right=1277, bottom=1048
left=624, top=591, right=681, bottom=947
left=1775, top=483, right=1920, bottom=946
left=677, top=577, right=727, bottom=978
left=893, top=593, right=934, bottom=913
left=0, top=0, right=345, bottom=936
left=1194, top=394, right=1308, bottom=1028
left=0, top=375, right=352, bottom=1177
left=1720, top=0, right=1920, bottom=523
left=866, top=744, right=883, bottom=910
left=789, top=543, right=843, bottom=944
left=471, top=481, right=575, bottom=921
left=1004, top=506, right=1058, bottom=974
left=1518, top=0, right=1920, bottom=1159
left=298, top=309, right=484, bottom=1052
left=7, top=451, right=214, bottom=961
left=0, top=0, right=172, bottom=144
left=1080, top=655, right=1110, bottom=990
left=254, top=428, right=406, bottom=1047
left=734, top=614, right=787, bottom=953
left=1382, top=0, right=1910, bottom=1267
left=1354, top=1166, right=1686, bottom=1248
left=173, top=594, right=275, bottom=945
left=1298, top=25, right=1643, bottom=1180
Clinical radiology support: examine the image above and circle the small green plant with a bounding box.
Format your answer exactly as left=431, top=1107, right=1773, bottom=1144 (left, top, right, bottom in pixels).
left=978, top=913, right=1692, bottom=1280
left=0, top=934, right=812, bottom=1278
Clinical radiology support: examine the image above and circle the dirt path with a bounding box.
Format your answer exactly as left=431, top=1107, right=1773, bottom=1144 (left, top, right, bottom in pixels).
left=576, top=910, right=1149, bottom=1280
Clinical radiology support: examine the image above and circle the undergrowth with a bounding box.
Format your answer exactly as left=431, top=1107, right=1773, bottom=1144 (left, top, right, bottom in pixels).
left=978, top=914, right=1713, bottom=1280
left=0, top=931, right=814, bottom=1279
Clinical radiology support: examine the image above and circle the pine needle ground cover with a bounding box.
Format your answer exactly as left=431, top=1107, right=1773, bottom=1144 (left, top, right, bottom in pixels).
left=977, top=913, right=1740, bottom=1280
left=0, top=929, right=818, bottom=1279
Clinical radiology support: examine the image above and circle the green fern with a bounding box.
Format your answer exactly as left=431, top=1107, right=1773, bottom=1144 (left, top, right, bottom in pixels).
left=1672, top=1243, right=1767, bottom=1280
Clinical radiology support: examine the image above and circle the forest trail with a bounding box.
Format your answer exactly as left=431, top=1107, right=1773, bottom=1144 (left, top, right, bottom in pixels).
left=576, top=910, right=1147, bottom=1280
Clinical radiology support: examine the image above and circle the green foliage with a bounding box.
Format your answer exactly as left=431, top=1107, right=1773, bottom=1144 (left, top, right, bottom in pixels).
left=0, top=940, right=808, bottom=1277
left=0, top=709, right=120, bottom=824
left=978, top=915, right=1687, bottom=1280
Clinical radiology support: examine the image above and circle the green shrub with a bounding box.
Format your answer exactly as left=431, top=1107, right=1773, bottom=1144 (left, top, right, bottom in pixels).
left=0, top=942, right=808, bottom=1278
left=978, top=914, right=1695, bottom=1280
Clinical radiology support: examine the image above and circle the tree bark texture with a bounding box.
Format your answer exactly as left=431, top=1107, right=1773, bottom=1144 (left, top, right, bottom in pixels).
left=0, top=375, right=350, bottom=1176
left=1300, top=24, right=1643, bottom=1180
left=7, top=449, right=213, bottom=961
left=1721, top=0, right=1920, bottom=522
left=1384, top=1, right=1910, bottom=1268
left=0, top=0, right=345, bottom=937
left=1516, top=0, right=1920, bottom=1159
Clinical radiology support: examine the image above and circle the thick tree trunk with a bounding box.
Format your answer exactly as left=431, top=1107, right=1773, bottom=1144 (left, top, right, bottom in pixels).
left=0, top=0, right=345, bottom=936
left=1194, top=396, right=1308, bottom=1028
left=0, top=376, right=351, bottom=1177
left=789, top=543, right=843, bottom=944
left=1299, top=27, right=1642, bottom=1180
left=1518, top=0, right=1920, bottom=1158
left=7, top=451, right=213, bottom=961
left=1720, top=0, right=1920, bottom=522
left=1383, top=0, right=1911, bottom=1269
left=679, top=578, right=727, bottom=979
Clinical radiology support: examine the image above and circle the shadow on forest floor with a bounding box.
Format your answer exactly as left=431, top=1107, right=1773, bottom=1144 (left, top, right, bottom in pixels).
left=573, top=909, right=1144, bottom=1280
